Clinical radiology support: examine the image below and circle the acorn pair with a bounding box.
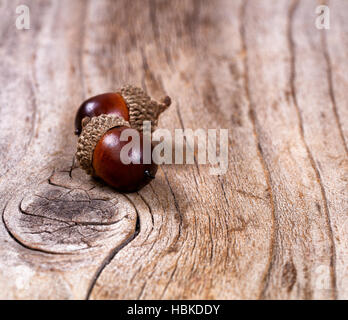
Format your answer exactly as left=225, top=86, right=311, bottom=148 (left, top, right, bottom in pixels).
left=75, top=85, right=171, bottom=192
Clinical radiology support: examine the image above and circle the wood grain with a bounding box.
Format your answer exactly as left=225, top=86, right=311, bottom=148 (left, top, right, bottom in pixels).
left=0, top=0, right=346, bottom=299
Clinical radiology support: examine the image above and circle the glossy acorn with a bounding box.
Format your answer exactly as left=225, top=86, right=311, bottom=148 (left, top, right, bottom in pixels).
left=76, top=114, right=157, bottom=192
left=75, top=86, right=171, bottom=193
left=74, top=85, right=171, bottom=135
left=93, top=126, right=157, bottom=192
left=74, top=92, right=129, bottom=136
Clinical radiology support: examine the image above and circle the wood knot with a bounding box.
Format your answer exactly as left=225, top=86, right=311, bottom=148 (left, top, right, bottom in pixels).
left=3, top=168, right=137, bottom=255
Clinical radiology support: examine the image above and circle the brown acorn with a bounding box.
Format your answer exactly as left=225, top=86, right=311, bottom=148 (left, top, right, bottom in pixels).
left=74, top=92, right=129, bottom=136
left=74, top=85, right=171, bottom=135
left=76, top=114, right=157, bottom=192
left=75, top=86, right=171, bottom=192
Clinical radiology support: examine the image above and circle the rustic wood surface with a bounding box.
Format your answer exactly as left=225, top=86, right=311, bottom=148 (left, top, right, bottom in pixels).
left=0, top=0, right=347, bottom=300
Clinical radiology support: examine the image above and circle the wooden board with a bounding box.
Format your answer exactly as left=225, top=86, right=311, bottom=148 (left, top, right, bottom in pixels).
left=0, top=0, right=347, bottom=299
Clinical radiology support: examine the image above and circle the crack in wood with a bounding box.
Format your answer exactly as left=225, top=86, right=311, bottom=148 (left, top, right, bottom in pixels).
left=239, top=0, right=278, bottom=299
left=321, top=17, right=348, bottom=156
left=85, top=194, right=140, bottom=300
left=161, top=167, right=184, bottom=247
left=287, top=0, right=337, bottom=299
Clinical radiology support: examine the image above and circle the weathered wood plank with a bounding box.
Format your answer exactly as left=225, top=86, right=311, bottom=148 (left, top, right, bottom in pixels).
left=0, top=0, right=346, bottom=300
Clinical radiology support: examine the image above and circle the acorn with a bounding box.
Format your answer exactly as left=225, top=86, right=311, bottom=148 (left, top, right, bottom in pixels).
left=75, top=86, right=171, bottom=192
left=74, top=92, right=129, bottom=136
left=76, top=114, right=158, bottom=192
left=74, top=85, right=171, bottom=135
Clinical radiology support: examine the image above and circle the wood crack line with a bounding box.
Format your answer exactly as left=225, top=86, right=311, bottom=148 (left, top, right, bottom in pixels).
left=239, top=0, right=277, bottom=299
left=175, top=102, right=201, bottom=175
left=0, top=78, right=38, bottom=181
left=161, top=166, right=183, bottom=247
left=85, top=194, right=140, bottom=300
left=78, top=0, right=87, bottom=99
left=288, top=0, right=337, bottom=298
left=321, top=27, right=348, bottom=156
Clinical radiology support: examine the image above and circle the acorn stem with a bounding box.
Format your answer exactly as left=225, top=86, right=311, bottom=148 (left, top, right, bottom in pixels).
left=120, top=85, right=172, bottom=131
left=161, top=96, right=171, bottom=107
left=156, top=96, right=171, bottom=116
left=144, top=170, right=156, bottom=179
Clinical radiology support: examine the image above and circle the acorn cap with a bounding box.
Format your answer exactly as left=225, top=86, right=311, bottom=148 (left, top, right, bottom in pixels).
left=119, top=85, right=171, bottom=132
left=76, top=114, right=130, bottom=175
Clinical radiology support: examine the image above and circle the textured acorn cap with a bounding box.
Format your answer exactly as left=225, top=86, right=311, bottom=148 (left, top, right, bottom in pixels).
left=120, top=85, right=171, bottom=132
left=76, top=114, right=130, bottom=175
